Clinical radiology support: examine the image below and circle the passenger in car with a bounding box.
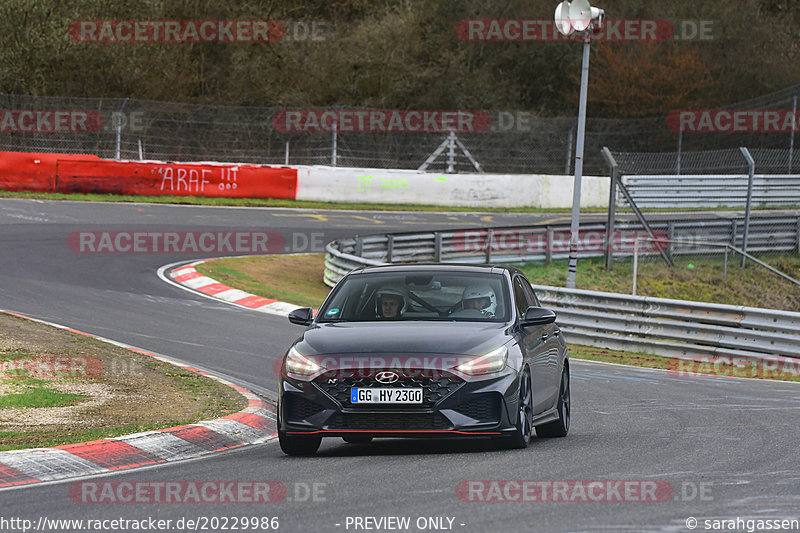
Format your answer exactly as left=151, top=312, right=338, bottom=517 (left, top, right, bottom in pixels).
left=459, top=285, right=497, bottom=318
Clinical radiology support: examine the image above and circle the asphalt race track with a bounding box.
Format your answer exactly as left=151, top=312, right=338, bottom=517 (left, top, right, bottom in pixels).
left=1, top=198, right=799, bottom=533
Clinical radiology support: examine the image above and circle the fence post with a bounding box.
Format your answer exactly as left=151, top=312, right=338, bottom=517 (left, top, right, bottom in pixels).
left=676, top=125, right=683, bottom=175
left=387, top=234, right=394, bottom=263
left=434, top=232, right=442, bottom=262
left=285, top=140, right=290, bottom=165
left=115, top=98, right=129, bottom=160
left=632, top=234, right=639, bottom=295
left=724, top=246, right=729, bottom=281
left=331, top=122, right=337, bottom=167
left=739, top=147, right=755, bottom=267
left=447, top=131, right=456, bottom=173
left=790, top=91, right=798, bottom=173
left=601, top=147, right=618, bottom=270
left=546, top=226, right=553, bottom=264
left=667, top=222, right=675, bottom=263
left=354, top=236, right=363, bottom=257
left=796, top=217, right=800, bottom=254
left=485, top=229, right=494, bottom=264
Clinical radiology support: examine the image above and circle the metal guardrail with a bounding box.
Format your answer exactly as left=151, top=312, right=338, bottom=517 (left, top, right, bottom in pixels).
left=328, top=215, right=800, bottom=269
left=534, top=285, right=800, bottom=362
left=323, top=218, right=800, bottom=361
left=621, top=174, right=800, bottom=208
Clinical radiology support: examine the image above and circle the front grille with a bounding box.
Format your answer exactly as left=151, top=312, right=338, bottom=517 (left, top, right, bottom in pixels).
left=453, top=394, right=501, bottom=423
left=284, top=395, right=325, bottom=421
left=326, top=412, right=452, bottom=431
left=314, top=370, right=464, bottom=408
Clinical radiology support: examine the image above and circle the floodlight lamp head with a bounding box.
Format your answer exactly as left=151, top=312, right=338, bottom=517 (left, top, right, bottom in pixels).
left=568, top=0, right=604, bottom=32
left=554, top=1, right=573, bottom=36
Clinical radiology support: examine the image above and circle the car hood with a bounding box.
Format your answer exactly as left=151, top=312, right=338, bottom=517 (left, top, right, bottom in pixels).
left=296, top=321, right=510, bottom=357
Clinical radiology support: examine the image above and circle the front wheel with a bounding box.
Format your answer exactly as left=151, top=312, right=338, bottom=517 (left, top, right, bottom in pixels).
left=535, top=364, right=570, bottom=438
left=278, top=429, right=322, bottom=456
left=499, top=368, right=533, bottom=449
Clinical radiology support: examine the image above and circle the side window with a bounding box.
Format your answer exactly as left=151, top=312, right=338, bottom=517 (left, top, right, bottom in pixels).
left=513, top=277, right=531, bottom=318
left=521, top=278, right=540, bottom=307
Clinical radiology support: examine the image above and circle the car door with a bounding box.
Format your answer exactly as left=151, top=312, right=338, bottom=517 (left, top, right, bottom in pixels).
left=512, top=275, right=551, bottom=414
left=522, top=279, right=562, bottom=409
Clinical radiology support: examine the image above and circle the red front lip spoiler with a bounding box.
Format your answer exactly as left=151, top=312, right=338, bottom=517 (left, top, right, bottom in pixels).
left=287, top=430, right=502, bottom=435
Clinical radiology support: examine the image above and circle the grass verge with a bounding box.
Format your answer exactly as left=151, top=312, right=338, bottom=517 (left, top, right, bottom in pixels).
left=0, top=314, right=247, bottom=451
left=518, top=255, right=800, bottom=311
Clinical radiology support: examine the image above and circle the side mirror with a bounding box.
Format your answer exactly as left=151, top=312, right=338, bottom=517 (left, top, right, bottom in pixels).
left=288, top=307, right=314, bottom=326
left=520, top=306, right=556, bottom=326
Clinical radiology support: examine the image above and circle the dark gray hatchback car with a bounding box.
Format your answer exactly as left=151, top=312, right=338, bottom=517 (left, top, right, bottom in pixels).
left=277, top=263, right=570, bottom=455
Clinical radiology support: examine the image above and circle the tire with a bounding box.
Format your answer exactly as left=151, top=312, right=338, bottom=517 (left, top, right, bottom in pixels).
left=278, top=428, right=322, bottom=456
left=536, top=364, right=570, bottom=438
left=342, top=435, right=373, bottom=444
left=499, top=368, right=533, bottom=449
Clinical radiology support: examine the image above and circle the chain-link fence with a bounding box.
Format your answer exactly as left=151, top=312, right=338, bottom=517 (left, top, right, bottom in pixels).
left=610, top=215, right=800, bottom=310
left=3, top=84, right=800, bottom=174
left=599, top=145, right=800, bottom=306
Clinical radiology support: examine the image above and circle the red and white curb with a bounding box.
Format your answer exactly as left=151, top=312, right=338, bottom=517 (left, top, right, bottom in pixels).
left=0, top=311, right=276, bottom=489
left=165, top=260, right=306, bottom=317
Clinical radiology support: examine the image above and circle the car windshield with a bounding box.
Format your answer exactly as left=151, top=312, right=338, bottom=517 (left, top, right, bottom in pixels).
left=317, top=271, right=510, bottom=322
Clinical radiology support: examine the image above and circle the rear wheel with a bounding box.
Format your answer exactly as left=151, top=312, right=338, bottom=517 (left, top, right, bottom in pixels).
left=342, top=435, right=373, bottom=444
left=499, top=368, right=533, bottom=449
left=535, top=364, right=570, bottom=438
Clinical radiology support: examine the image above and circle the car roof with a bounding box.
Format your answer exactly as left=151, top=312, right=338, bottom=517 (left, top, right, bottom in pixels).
left=350, top=263, right=523, bottom=277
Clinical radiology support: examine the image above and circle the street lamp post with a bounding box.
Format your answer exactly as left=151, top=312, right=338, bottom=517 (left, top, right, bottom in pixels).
left=554, top=0, right=604, bottom=289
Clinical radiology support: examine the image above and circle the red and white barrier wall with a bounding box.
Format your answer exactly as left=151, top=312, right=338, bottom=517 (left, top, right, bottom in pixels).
left=0, top=152, right=297, bottom=198
left=0, top=152, right=609, bottom=208
left=294, top=165, right=609, bottom=208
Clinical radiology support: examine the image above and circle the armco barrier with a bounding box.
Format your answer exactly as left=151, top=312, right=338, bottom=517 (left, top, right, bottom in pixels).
left=621, top=174, right=800, bottom=208
left=323, top=227, right=800, bottom=362
left=0, top=151, right=298, bottom=198
left=326, top=215, right=800, bottom=268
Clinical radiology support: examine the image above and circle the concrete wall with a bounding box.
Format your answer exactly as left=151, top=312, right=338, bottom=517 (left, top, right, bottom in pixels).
left=295, top=166, right=609, bottom=208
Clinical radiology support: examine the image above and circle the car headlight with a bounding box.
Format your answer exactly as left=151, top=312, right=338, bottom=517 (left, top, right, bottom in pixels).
left=285, top=346, right=324, bottom=377
left=455, top=346, right=508, bottom=376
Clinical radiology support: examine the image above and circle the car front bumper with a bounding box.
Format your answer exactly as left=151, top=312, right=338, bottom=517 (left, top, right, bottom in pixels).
left=278, top=370, right=521, bottom=438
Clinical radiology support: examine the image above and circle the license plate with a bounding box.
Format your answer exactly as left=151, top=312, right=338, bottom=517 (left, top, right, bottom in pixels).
left=350, top=388, right=423, bottom=404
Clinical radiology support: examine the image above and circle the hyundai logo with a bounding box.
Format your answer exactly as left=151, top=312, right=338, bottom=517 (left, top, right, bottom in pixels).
left=375, top=371, right=400, bottom=384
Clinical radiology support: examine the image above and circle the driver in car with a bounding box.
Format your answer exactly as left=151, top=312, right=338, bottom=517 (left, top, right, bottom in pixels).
left=376, top=286, right=407, bottom=319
